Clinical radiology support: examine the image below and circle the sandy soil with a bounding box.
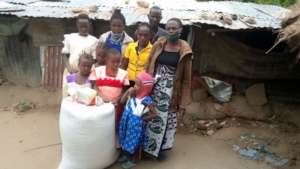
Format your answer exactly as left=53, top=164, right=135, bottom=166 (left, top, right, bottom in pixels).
left=0, top=85, right=299, bottom=169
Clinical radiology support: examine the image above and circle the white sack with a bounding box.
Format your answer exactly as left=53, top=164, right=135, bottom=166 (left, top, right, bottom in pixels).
left=58, top=98, right=118, bottom=169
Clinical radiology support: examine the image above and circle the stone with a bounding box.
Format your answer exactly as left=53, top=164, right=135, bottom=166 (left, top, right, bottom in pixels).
left=225, top=95, right=272, bottom=120
left=207, top=130, right=215, bottom=136
left=186, top=100, right=227, bottom=120
left=245, top=83, right=268, bottom=106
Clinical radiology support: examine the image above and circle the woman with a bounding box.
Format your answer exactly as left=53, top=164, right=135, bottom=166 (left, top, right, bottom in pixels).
left=98, top=9, right=133, bottom=55
left=144, top=18, right=193, bottom=158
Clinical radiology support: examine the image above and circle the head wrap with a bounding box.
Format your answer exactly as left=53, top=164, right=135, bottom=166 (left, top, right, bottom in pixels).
left=136, top=71, right=154, bottom=99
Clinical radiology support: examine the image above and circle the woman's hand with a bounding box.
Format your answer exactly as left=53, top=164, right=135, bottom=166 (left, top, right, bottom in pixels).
left=120, top=87, right=136, bottom=104
left=143, top=104, right=157, bottom=122
left=127, top=87, right=137, bottom=97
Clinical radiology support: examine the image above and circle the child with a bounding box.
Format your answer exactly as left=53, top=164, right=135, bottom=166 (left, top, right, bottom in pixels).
left=89, top=48, right=129, bottom=147
left=94, top=42, right=107, bottom=67
left=121, top=22, right=152, bottom=87
left=61, top=14, right=98, bottom=97
left=89, top=48, right=129, bottom=104
left=63, top=53, right=94, bottom=98
left=98, top=9, right=133, bottom=54
left=118, top=71, right=156, bottom=169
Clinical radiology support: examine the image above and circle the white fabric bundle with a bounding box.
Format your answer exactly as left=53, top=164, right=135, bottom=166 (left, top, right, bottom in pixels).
left=58, top=98, right=118, bottom=169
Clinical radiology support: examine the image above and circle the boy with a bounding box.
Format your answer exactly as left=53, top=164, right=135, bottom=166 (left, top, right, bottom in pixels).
left=121, top=23, right=152, bottom=87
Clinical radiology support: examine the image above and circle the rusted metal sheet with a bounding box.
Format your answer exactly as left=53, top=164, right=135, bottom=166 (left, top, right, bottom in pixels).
left=0, top=0, right=290, bottom=30
left=43, top=45, right=64, bottom=90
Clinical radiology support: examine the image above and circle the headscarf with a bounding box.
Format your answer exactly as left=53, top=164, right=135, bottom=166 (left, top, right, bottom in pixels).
left=136, top=71, right=154, bottom=99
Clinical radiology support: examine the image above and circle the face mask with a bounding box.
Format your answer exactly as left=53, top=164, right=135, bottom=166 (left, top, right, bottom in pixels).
left=167, top=33, right=180, bottom=42
left=111, top=32, right=123, bottom=41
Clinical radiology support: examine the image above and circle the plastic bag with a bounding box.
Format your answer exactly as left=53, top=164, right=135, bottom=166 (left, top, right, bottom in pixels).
left=67, top=83, right=97, bottom=106
left=202, top=76, right=232, bottom=103
left=58, top=98, right=118, bottom=169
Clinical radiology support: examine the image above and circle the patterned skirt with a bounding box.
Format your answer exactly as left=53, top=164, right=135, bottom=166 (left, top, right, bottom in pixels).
left=143, top=64, right=177, bottom=157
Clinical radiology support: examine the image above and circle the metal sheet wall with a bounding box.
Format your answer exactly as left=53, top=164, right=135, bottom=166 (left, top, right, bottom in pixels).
left=43, top=45, right=64, bottom=90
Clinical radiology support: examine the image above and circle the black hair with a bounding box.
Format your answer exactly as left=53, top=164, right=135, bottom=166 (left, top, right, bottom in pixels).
left=149, top=6, right=162, bottom=14
left=96, top=42, right=108, bottom=50
left=106, top=48, right=121, bottom=58
left=137, top=22, right=151, bottom=31
left=77, top=13, right=90, bottom=22
left=110, top=9, right=126, bottom=25
left=167, top=17, right=183, bottom=28
left=79, top=52, right=94, bottom=64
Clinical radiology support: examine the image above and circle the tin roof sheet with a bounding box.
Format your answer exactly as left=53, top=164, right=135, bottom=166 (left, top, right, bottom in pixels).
left=0, top=0, right=290, bottom=30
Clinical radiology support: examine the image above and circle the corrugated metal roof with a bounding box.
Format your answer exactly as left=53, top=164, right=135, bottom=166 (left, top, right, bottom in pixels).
left=0, top=0, right=290, bottom=30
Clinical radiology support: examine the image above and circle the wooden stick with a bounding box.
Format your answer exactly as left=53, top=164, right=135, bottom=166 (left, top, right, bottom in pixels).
left=24, top=142, right=61, bottom=152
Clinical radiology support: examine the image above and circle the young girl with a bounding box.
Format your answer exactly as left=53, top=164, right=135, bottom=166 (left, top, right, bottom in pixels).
left=118, top=71, right=156, bottom=169
left=89, top=48, right=129, bottom=147
left=63, top=53, right=94, bottom=98
left=94, top=42, right=107, bottom=67
left=98, top=9, right=133, bottom=54
left=89, top=48, right=129, bottom=104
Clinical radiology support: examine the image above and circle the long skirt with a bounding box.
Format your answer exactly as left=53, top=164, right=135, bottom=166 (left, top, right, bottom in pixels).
left=143, top=64, right=177, bottom=158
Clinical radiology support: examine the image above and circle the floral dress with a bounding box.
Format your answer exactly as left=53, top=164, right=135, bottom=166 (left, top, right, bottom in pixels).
left=144, top=51, right=180, bottom=157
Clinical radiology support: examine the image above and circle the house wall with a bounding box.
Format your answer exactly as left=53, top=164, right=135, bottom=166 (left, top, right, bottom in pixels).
left=0, top=16, right=41, bottom=87
left=191, top=26, right=299, bottom=80
left=0, top=16, right=120, bottom=87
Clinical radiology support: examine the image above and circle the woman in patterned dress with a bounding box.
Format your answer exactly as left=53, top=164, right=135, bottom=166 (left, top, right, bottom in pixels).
left=144, top=18, right=193, bottom=159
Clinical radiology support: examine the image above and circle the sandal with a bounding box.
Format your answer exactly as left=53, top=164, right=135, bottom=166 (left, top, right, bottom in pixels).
left=121, top=160, right=136, bottom=169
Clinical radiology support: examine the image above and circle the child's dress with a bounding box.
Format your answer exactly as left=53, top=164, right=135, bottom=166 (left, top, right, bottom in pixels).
left=62, top=73, right=92, bottom=98
left=118, top=96, right=152, bottom=154
left=89, top=66, right=129, bottom=104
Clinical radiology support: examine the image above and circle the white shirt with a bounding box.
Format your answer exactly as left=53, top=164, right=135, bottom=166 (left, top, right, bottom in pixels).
left=61, top=33, right=98, bottom=71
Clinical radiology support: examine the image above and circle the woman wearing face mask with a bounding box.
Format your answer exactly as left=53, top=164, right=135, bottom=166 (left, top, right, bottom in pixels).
left=98, top=9, right=133, bottom=55
left=143, top=18, right=193, bottom=159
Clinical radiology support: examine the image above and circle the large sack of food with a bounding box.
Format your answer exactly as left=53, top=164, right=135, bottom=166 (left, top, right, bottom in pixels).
left=58, top=98, right=118, bottom=169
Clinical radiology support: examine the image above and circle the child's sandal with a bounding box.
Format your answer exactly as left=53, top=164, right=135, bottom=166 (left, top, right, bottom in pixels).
left=117, top=154, right=128, bottom=163
left=121, top=160, right=136, bottom=169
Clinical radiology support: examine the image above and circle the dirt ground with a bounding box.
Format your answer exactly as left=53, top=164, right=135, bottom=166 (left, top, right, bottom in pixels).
left=0, top=85, right=299, bottom=169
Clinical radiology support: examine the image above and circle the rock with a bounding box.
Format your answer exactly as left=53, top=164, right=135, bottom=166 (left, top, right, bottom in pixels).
left=186, top=100, right=227, bottom=120
left=221, top=15, right=233, bottom=25
left=225, top=95, right=272, bottom=120
left=220, top=121, right=227, bottom=126
left=245, top=83, right=268, bottom=106
left=0, top=78, right=3, bottom=85
left=137, top=0, right=149, bottom=8
left=207, top=130, right=215, bottom=136
left=182, top=113, right=193, bottom=126
left=192, top=89, right=208, bottom=102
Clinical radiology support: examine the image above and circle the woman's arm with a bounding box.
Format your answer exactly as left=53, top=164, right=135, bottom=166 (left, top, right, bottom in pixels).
left=144, top=42, right=159, bottom=74
left=179, top=54, right=193, bottom=109
left=63, top=54, right=74, bottom=73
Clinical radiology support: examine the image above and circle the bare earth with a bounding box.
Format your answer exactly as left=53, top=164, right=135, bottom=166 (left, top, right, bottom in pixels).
left=0, top=85, right=299, bottom=169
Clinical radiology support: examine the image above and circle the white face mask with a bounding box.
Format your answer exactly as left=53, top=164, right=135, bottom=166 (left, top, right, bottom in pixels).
left=111, top=32, right=123, bottom=41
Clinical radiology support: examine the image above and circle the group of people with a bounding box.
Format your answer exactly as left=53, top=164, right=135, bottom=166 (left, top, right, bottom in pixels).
left=61, top=6, right=193, bottom=169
